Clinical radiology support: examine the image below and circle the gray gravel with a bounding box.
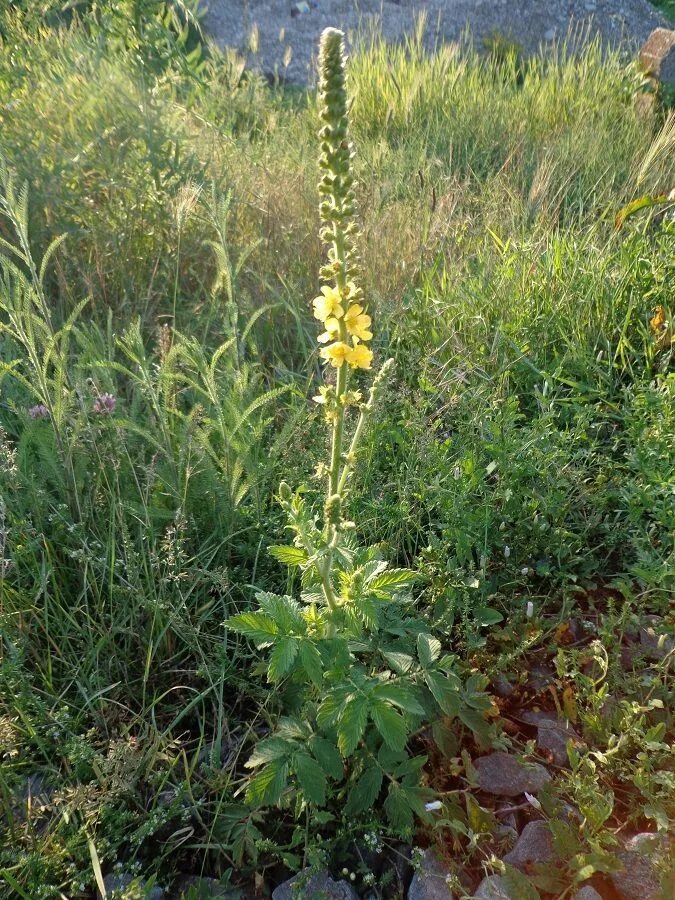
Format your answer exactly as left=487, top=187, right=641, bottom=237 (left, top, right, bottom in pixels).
left=474, top=752, right=551, bottom=797
left=407, top=850, right=454, bottom=900
left=203, top=1, right=667, bottom=84
left=502, top=820, right=555, bottom=871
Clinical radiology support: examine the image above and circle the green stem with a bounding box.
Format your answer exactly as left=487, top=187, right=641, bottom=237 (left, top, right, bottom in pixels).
left=338, top=358, right=393, bottom=495
left=337, top=404, right=367, bottom=495
left=326, top=222, right=349, bottom=511
left=329, top=360, right=347, bottom=497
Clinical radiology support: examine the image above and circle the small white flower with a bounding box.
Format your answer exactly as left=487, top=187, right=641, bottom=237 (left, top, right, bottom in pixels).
left=524, top=791, right=542, bottom=810
left=453, top=466, right=461, bottom=480
left=526, top=601, right=534, bottom=618
left=425, top=800, right=443, bottom=811
left=503, top=546, right=511, bottom=558
left=521, top=567, right=530, bottom=576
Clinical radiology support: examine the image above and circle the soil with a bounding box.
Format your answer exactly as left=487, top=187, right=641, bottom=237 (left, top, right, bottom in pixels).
left=203, top=0, right=668, bottom=84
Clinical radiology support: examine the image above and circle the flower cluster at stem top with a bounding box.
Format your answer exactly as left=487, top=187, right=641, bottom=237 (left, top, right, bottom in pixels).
left=313, top=282, right=373, bottom=370
left=313, top=27, right=373, bottom=372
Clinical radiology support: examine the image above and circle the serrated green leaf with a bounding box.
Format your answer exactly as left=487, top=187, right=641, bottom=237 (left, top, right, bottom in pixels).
left=384, top=782, right=414, bottom=832
left=337, top=695, right=369, bottom=756
left=378, top=743, right=409, bottom=769
left=371, top=701, right=408, bottom=751
left=269, top=544, right=308, bottom=567
left=268, top=637, right=299, bottom=682
left=417, top=632, right=442, bottom=667
left=312, top=811, right=336, bottom=825
left=402, top=784, right=436, bottom=815
left=298, top=640, right=323, bottom=688
left=369, top=568, right=417, bottom=596
left=382, top=651, right=415, bottom=674
left=357, top=596, right=380, bottom=629
left=425, top=671, right=461, bottom=717
left=393, top=754, right=428, bottom=779
left=502, top=864, right=542, bottom=899
left=432, top=719, right=458, bottom=759
left=345, top=765, right=383, bottom=816
left=245, top=758, right=289, bottom=805
left=372, top=683, right=425, bottom=716
left=227, top=612, right=278, bottom=647
left=309, top=736, right=344, bottom=781
left=475, top=606, right=504, bottom=627
left=437, top=654, right=460, bottom=676
left=293, top=753, right=327, bottom=805
left=246, top=736, right=295, bottom=769
left=458, top=706, right=490, bottom=738
left=277, top=717, right=312, bottom=741
left=317, top=684, right=351, bottom=729
left=257, top=592, right=305, bottom=634
left=357, top=559, right=389, bottom=585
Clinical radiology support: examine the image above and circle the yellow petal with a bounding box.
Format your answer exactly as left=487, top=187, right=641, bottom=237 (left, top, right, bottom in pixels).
left=313, top=285, right=345, bottom=321
left=320, top=341, right=351, bottom=367
left=346, top=343, right=373, bottom=369
left=317, top=317, right=341, bottom=343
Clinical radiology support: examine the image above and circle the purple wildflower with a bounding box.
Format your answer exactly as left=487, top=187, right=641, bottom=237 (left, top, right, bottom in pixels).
left=93, top=393, right=117, bottom=415
left=28, top=404, right=49, bottom=420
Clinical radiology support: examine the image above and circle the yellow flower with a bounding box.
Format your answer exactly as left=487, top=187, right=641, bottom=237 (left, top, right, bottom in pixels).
left=650, top=305, right=666, bottom=335
left=318, top=317, right=341, bottom=343
left=313, top=285, right=344, bottom=322
left=344, top=304, right=372, bottom=342
left=320, top=341, right=352, bottom=367
left=346, top=342, right=373, bottom=370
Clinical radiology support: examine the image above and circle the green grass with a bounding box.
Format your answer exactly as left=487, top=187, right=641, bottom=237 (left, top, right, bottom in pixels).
left=651, top=0, right=675, bottom=24
left=0, top=4, right=673, bottom=897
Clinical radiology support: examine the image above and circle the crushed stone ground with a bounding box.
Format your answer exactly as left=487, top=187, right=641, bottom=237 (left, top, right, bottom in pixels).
left=203, top=0, right=667, bottom=84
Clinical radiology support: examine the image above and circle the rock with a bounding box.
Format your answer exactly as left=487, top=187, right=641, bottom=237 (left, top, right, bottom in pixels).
left=407, top=850, right=454, bottom=900
left=519, top=710, right=554, bottom=726
left=571, top=887, right=603, bottom=900
left=204, top=1, right=671, bottom=88
left=99, top=874, right=165, bottom=899
left=174, top=875, right=235, bottom=897
left=536, top=718, right=581, bottom=767
left=474, top=875, right=511, bottom=899
left=272, top=869, right=358, bottom=900
left=503, top=820, right=554, bottom=871
left=609, top=832, right=669, bottom=900
left=558, top=801, right=582, bottom=825
left=624, top=832, right=669, bottom=853
left=519, top=710, right=583, bottom=766
left=474, top=753, right=551, bottom=797
left=639, top=28, right=675, bottom=86
left=526, top=664, right=555, bottom=693
left=639, top=616, right=675, bottom=662
left=492, top=675, right=515, bottom=698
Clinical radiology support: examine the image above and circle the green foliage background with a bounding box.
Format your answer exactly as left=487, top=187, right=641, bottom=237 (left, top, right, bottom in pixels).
left=0, top=2, right=673, bottom=896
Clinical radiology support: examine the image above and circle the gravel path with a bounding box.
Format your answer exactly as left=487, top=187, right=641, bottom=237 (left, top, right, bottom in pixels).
left=204, top=1, right=667, bottom=84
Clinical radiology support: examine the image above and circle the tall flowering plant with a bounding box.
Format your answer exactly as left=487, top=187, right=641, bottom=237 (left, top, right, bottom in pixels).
left=228, top=29, right=491, bottom=833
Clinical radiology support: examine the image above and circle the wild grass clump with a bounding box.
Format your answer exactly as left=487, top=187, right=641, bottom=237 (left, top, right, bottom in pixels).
left=0, top=4, right=673, bottom=896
